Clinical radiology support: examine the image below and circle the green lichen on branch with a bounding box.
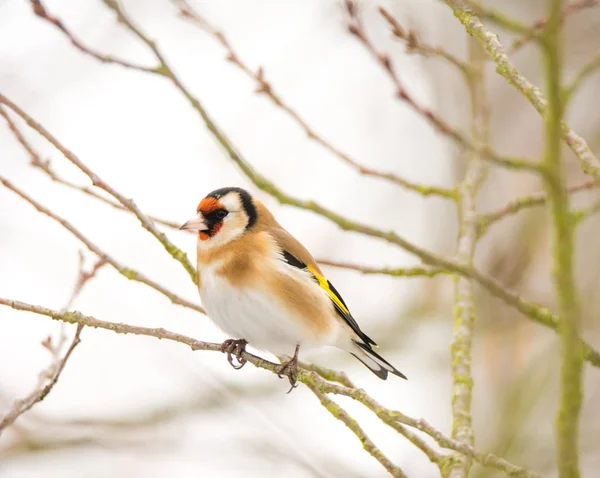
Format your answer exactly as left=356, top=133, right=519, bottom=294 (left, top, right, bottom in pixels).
left=2, top=297, right=542, bottom=478
left=541, top=1, right=584, bottom=476
left=444, top=0, right=600, bottom=181
left=445, top=28, right=488, bottom=478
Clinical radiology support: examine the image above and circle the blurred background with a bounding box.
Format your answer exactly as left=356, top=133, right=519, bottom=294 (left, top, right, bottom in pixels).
left=1, top=0, right=599, bottom=476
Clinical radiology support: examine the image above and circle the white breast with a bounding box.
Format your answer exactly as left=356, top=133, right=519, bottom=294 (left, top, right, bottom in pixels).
left=198, top=261, right=331, bottom=356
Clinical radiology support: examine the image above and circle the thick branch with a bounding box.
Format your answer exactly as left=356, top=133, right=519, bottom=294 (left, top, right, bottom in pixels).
left=541, top=2, right=584, bottom=476
left=446, top=29, right=489, bottom=478
left=20, top=0, right=600, bottom=366
left=0, top=298, right=541, bottom=478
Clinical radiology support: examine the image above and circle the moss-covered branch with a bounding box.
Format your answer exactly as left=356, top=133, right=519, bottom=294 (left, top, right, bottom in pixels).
left=445, top=28, right=489, bottom=478
left=541, top=1, right=584, bottom=476
left=444, top=0, right=600, bottom=181
left=1, top=298, right=541, bottom=478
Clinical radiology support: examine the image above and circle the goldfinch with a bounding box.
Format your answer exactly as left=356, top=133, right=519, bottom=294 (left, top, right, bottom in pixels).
left=180, top=187, right=406, bottom=388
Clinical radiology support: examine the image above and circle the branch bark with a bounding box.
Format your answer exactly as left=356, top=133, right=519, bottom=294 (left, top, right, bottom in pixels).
left=444, top=0, right=600, bottom=181
left=445, top=26, right=489, bottom=478
left=541, top=1, right=584, bottom=476
left=0, top=297, right=541, bottom=478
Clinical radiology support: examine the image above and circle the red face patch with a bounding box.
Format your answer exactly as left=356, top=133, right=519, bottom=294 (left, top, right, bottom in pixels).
left=197, top=197, right=223, bottom=214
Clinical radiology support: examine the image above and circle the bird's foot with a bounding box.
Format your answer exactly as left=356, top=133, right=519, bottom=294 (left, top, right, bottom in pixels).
left=276, top=345, right=300, bottom=393
left=220, top=339, right=248, bottom=370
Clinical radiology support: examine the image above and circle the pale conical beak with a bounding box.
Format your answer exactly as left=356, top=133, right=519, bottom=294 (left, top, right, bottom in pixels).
left=179, top=214, right=208, bottom=232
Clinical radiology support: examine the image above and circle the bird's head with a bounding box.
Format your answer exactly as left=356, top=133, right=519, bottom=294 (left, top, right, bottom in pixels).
left=180, top=187, right=257, bottom=247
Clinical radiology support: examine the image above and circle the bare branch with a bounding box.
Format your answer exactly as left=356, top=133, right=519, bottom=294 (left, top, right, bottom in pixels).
left=477, top=180, right=597, bottom=235
left=0, top=323, right=84, bottom=434
left=0, top=176, right=204, bottom=314
left=0, top=93, right=197, bottom=284
left=445, top=31, right=489, bottom=478
left=541, top=1, right=584, bottom=474
left=318, top=259, right=448, bottom=278
left=306, top=384, right=407, bottom=477
left=510, top=0, right=600, bottom=53
left=20, top=0, right=600, bottom=366
left=344, top=1, right=538, bottom=173
left=0, top=105, right=186, bottom=232
left=173, top=0, right=456, bottom=200
left=443, top=0, right=600, bottom=181
left=565, top=49, right=600, bottom=100
left=28, top=0, right=158, bottom=73
left=378, top=7, right=472, bottom=77
left=0, top=297, right=541, bottom=478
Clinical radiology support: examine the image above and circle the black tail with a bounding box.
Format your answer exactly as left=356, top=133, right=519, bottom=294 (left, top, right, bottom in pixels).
left=350, top=341, right=407, bottom=380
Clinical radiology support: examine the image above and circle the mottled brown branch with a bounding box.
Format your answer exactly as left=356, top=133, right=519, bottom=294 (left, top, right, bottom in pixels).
left=0, top=298, right=541, bottom=478
left=28, top=0, right=158, bottom=73
left=0, top=176, right=204, bottom=314
left=0, top=106, right=185, bottom=232
left=345, top=1, right=537, bottom=172
left=0, top=323, right=83, bottom=434
left=0, top=92, right=197, bottom=284
left=173, top=0, right=456, bottom=200
left=378, top=7, right=472, bottom=77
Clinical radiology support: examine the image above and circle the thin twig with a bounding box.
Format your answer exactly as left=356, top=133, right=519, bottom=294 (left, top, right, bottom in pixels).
left=28, top=0, right=158, bottom=73
left=0, top=324, right=84, bottom=434
left=0, top=176, right=204, bottom=314
left=443, top=0, right=600, bottom=181
left=477, top=180, right=597, bottom=236
left=0, top=105, right=186, bottom=232
left=378, top=6, right=472, bottom=77
left=510, top=0, right=600, bottom=53
left=173, top=0, right=456, bottom=200
left=318, top=259, right=448, bottom=278
left=23, top=0, right=600, bottom=366
left=345, top=1, right=538, bottom=173
left=0, top=297, right=541, bottom=478
left=306, top=383, right=407, bottom=478
left=0, top=92, right=197, bottom=285
left=460, top=0, right=533, bottom=33
left=446, top=30, right=489, bottom=478
left=564, top=50, right=600, bottom=100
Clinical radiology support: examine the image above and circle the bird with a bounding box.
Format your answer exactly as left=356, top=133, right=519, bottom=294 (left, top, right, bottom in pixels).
left=180, top=187, right=406, bottom=389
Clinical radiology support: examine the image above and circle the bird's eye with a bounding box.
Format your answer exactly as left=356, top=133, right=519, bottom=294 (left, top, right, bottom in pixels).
left=216, top=210, right=228, bottom=220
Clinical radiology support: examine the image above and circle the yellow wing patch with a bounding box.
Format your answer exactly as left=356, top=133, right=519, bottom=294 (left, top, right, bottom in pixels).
left=307, top=265, right=350, bottom=315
